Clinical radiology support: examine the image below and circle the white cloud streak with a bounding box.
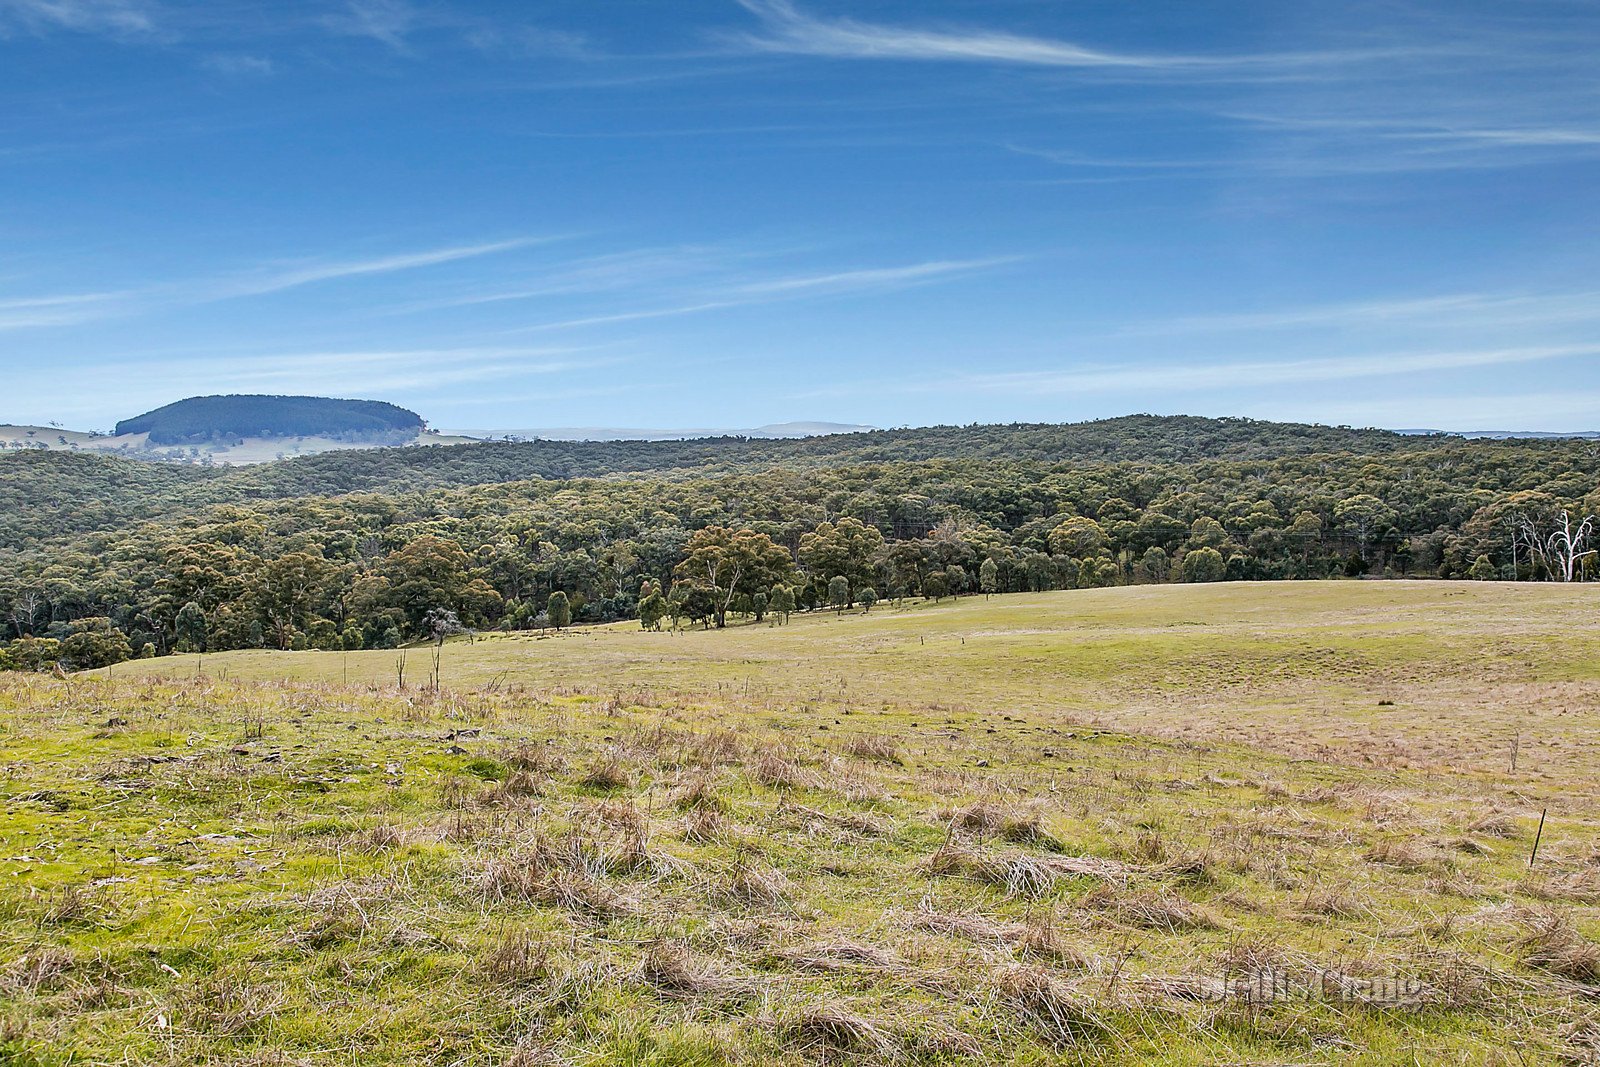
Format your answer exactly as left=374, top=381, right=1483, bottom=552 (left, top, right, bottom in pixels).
left=216, top=238, right=546, bottom=299
left=12, top=344, right=630, bottom=424
left=320, top=0, right=416, bottom=51
left=792, top=344, right=1600, bottom=403
left=733, top=0, right=1153, bottom=69
left=0, top=0, right=155, bottom=37
left=736, top=3, right=1600, bottom=178
left=0, top=290, right=132, bottom=329
left=0, top=237, right=548, bottom=331
left=730, top=0, right=1416, bottom=77
left=1120, top=290, right=1600, bottom=337
left=957, top=345, right=1600, bottom=395
left=735, top=257, right=1015, bottom=295
left=507, top=255, right=1014, bottom=332
left=1244, top=391, right=1600, bottom=433
left=18, top=347, right=609, bottom=419
left=401, top=245, right=766, bottom=311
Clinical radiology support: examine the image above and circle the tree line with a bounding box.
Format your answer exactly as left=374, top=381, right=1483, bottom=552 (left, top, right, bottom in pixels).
left=4, top=422, right=1597, bottom=671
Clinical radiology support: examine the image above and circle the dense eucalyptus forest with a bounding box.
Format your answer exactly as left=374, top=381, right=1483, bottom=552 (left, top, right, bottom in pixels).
left=3, top=415, right=1596, bottom=670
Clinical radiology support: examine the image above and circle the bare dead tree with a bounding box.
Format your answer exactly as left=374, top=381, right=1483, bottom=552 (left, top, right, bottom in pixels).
left=9, top=589, right=43, bottom=637
left=1516, top=509, right=1595, bottom=582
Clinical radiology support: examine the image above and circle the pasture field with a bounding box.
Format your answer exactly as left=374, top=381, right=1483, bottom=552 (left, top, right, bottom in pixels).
left=120, top=582, right=1600, bottom=802
left=3, top=582, right=1597, bottom=1064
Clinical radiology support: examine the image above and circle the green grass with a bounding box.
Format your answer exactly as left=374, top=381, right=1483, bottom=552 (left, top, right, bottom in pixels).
left=6, top=582, right=1599, bottom=1064
left=118, top=582, right=1600, bottom=797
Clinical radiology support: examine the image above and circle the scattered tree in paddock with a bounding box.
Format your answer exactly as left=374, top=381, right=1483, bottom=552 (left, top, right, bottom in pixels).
left=674, top=526, right=796, bottom=629
left=1182, top=547, right=1227, bottom=584
left=547, top=592, right=572, bottom=630
left=828, top=576, right=850, bottom=614
left=175, top=601, right=208, bottom=653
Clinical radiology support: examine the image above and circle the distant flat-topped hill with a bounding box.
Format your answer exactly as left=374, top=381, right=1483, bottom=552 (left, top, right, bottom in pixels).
left=0, top=395, right=476, bottom=466
left=114, top=394, right=425, bottom=445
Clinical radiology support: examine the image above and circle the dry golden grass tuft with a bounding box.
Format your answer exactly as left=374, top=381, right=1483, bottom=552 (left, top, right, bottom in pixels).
left=901, top=902, right=1104, bottom=971
left=773, top=937, right=905, bottom=977
left=680, top=806, right=727, bottom=843
left=925, top=840, right=1131, bottom=898
left=713, top=856, right=791, bottom=909
left=1297, top=887, right=1364, bottom=920
left=578, top=752, right=633, bottom=792
left=670, top=771, right=728, bottom=813
left=637, top=941, right=759, bottom=1002
left=684, top=727, right=746, bottom=768
left=993, top=963, right=1108, bottom=1046
left=1126, top=972, right=1229, bottom=1003
left=359, top=822, right=412, bottom=851
left=840, top=733, right=903, bottom=764
left=1523, top=868, right=1600, bottom=905
left=770, top=1002, right=902, bottom=1057
left=507, top=740, right=566, bottom=775
left=1363, top=837, right=1437, bottom=870
left=180, top=969, right=288, bottom=1038
left=480, top=928, right=554, bottom=985
left=1088, top=888, right=1223, bottom=933
left=940, top=798, right=1057, bottom=847
left=282, top=891, right=373, bottom=950
left=474, top=837, right=642, bottom=918
left=1513, top=910, right=1600, bottom=983
left=1468, top=811, right=1521, bottom=839
left=750, top=745, right=811, bottom=789
left=0, top=947, right=73, bottom=996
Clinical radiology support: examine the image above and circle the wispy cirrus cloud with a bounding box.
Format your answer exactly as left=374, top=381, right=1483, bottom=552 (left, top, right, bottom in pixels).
left=0, top=290, right=133, bottom=329
left=0, top=0, right=590, bottom=59
left=318, top=0, right=591, bottom=58
left=1256, top=390, right=1600, bottom=431
left=758, top=2, right=1599, bottom=178
left=200, top=52, right=273, bottom=76
left=1218, top=109, right=1600, bottom=176
left=735, top=257, right=1015, bottom=295
left=320, top=0, right=415, bottom=52
left=1118, top=290, right=1600, bottom=337
left=19, top=344, right=620, bottom=421
left=184, top=346, right=603, bottom=393
left=732, top=0, right=1152, bottom=69
left=0, top=237, right=549, bottom=331
left=216, top=238, right=549, bottom=300
left=504, top=255, right=1016, bottom=333
left=1003, top=144, right=1216, bottom=172
left=0, top=0, right=156, bottom=37
left=954, top=345, right=1600, bottom=395
left=385, top=245, right=1012, bottom=326
left=793, top=344, right=1600, bottom=403
left=729, top=0, right=1417, bottom=78
left=397, top=244, right=768, bottom=312
left=41, top=345, right=608, bottom=405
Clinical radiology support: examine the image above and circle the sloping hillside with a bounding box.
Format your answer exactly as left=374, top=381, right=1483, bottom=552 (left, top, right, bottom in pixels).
left=0, top=414, right=1591, bottom=551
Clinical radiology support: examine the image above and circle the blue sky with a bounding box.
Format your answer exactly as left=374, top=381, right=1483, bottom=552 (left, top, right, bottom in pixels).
left=2, top=0, right=1599, bottom=432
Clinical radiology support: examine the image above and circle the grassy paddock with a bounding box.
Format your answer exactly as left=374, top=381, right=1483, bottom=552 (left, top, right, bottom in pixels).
left=118, top=582, right=1600, bottom=800
left=4, top=582, right=1597, bottom=1064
